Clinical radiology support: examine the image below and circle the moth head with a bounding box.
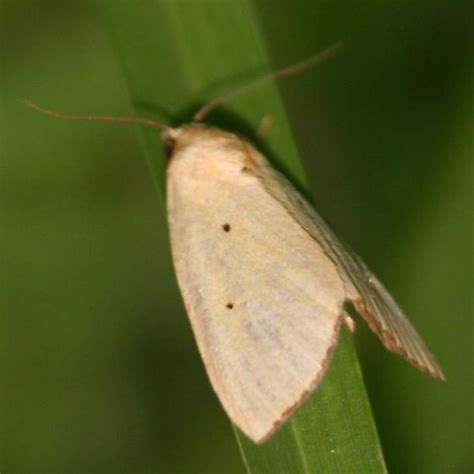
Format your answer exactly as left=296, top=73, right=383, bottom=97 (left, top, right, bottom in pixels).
left=162, top=123, right=244, bottom=164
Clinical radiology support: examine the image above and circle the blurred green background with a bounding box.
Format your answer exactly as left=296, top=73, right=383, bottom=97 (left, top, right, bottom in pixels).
left=1, top=0, right=472, bottom=473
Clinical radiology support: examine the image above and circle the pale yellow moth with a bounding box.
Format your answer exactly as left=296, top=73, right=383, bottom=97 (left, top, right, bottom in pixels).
left=25, top=42, right=445, bottom=444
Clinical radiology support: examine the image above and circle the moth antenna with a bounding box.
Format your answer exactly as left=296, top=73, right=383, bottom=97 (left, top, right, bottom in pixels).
left=193, top=40, right=344, bottom=122
left=23, top=99, right=170, bottom=132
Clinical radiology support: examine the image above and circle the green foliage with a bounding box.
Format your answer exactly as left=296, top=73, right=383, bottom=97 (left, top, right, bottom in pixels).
left=97, top=1, right=386, bottom=472
left=1, top=0, right=471, bottom=472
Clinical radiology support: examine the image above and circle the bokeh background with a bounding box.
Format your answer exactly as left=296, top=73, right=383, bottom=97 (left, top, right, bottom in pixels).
left=1, top=0, right=472, bottom=473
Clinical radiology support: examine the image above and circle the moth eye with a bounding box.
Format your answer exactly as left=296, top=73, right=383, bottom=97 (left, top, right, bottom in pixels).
left=164, top=137, right=176, bottom=159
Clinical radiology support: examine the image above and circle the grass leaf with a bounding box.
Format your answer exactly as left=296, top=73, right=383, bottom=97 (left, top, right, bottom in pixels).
left=95, top=1, right=387, bottom=472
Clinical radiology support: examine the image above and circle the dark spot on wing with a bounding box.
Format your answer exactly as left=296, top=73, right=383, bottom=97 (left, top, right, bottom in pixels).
left=164, top=137, right=176, bottom=160
left=222, top=223, right=231, bottom=232
left=226, top=302, right=234, bottom=309
left=241, top=166, right=253, bottom=174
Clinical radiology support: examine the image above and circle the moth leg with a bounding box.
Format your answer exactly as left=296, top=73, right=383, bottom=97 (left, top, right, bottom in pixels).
left=343, top=313, right=356, bottom=333
left=255, top=114, right=273, bottom=139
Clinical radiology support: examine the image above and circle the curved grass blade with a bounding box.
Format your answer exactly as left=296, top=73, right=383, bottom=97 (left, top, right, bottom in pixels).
left=95, top=0, right=387, bottom=472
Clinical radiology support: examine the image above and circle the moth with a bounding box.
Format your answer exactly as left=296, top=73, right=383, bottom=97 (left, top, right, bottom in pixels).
left=164, top=122, right=445, bottom=443
left=25, top=42, right=445, bottom=444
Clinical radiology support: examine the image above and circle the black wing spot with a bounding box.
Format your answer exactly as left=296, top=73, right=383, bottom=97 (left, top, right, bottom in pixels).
left=222, top=223, right=231, bottom=232
left=226, top=302, right=234, bottom=309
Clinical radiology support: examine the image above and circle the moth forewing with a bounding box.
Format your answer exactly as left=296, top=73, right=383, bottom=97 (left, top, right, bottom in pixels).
left=166, top=124, right=349, bottom=442
left=165, top=123, right=445, bottom=442
left=253, top=152, right=446, bottom=382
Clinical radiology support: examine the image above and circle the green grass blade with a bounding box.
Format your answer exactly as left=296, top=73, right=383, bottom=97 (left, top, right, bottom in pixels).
left=95, top=1, right=387, bottom=472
